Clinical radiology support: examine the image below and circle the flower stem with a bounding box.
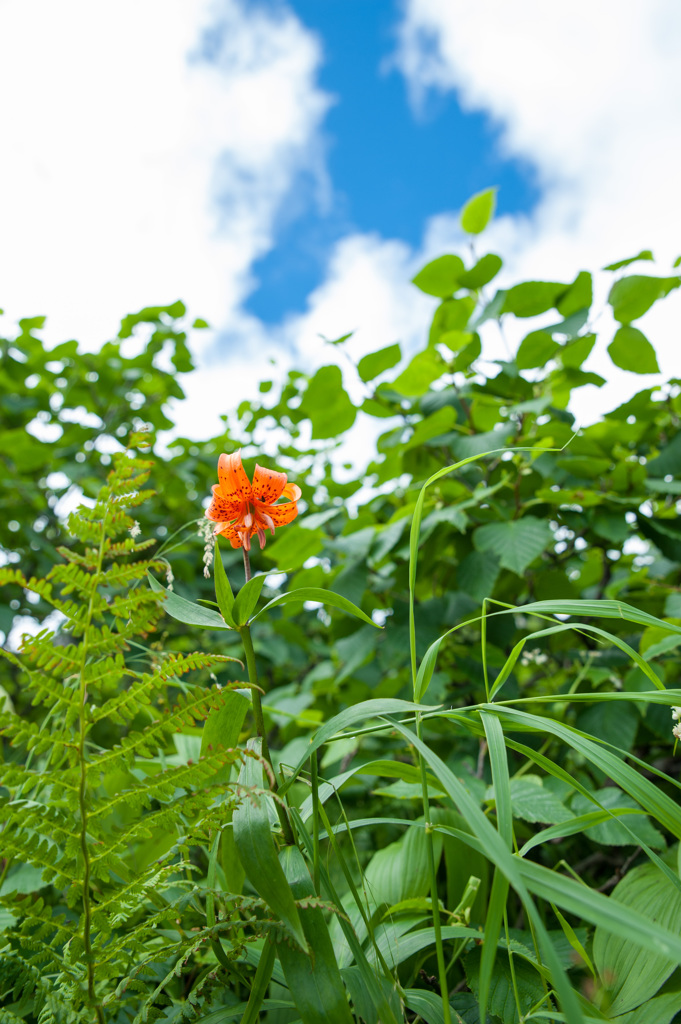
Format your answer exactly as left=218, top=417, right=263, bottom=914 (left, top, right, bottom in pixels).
left=242, top=547, right=251, bottom=582
left=240, top=624, right=296, bottom=847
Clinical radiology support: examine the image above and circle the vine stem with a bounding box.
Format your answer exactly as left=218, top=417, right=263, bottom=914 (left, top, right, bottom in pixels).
left=77, top=500, right=107, bottom=1024
left=416, top=709, right=452, bottom=1024
left=239, top=622, right=296, bottom=847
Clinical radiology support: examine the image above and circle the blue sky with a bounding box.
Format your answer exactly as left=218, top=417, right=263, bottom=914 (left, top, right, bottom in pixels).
left=1, top=0, right=680, bottom=440
left=244, top=0, right=539, bottom=323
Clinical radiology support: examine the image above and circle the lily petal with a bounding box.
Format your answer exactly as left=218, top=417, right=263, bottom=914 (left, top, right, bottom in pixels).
left=265, top=500, right=299, bottom=527
left=205, top=484, right=241, bottom=522
left=218, top=451, right=252, bottom=502
left=252, top=463, right=287, bottom=504
left=281, top=482, right=302, bottom=502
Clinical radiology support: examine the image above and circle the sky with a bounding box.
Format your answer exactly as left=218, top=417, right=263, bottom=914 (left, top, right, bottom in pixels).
left=1, top=0, right=680, bottom=448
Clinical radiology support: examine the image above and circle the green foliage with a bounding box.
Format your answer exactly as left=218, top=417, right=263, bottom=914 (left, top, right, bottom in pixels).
left=3, top=191, right=681, bottom=1022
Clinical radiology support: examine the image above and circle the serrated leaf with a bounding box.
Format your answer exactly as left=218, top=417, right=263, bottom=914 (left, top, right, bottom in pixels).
left=473, top=517, right=553, bottom=575
left=571, top=788, right=665, bottom=849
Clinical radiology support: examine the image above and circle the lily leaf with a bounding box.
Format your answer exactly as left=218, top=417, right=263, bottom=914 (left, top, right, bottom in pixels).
left=251, top=586, right=379, bottom=627
left=147, top=572, right=230, bottom=630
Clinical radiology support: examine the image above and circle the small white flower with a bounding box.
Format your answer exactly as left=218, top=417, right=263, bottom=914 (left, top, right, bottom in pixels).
left=198, top=516, right=215, bottom=578
left=672, top=707, right=681, bottom=722
left=673, top=723, right=681, bottom=741
left=129, top=521, right=141, bottom=538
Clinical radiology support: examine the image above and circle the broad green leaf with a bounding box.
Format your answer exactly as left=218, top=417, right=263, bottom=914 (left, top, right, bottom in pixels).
left=277, top=845, right=354, bottom=1024
left=457, top=550, right=501, bottom=603
left=612, top=971, right=681, bottom=1024
left=299, top=365, right=356, bottom=438
left=458, top=254, right=503, bottom=289
left=516, top=330, right=560, bottom=370
left=232, top=739, right=307, bottom=950
left=461, top=188, right=497, bottom=235
left=251, top=585, right=377, bottom=626
left=464, top=946, right=545, bottom=1024
left=608, top=326, right=660, bottom=373
left=213, top=537, right=236, bottom=626
left=358, top=343, right=401, bottom=382
left=147, top=572, right=230, bottom=629
left=265, top=525, right=325, bottom=570
left=200, top=687, right=249, bottom=761
left=429, top=295, right=477, bottom=344
left=405, top=406, right=457, bottom=450
left=404, top=989, right=465, bottom=1024
left=500, top=776, right=573, bottom=825
left=557, top=270, right=593, bottom=316
left=392, top=348, right=446, bottom=396
left=412, top=254, right=465, bottom=297
left=571, top=788, right=665, bottom=849
left=474, top=517, right=553, bottom=575
left=608, top=274, right=680, bottom=323
left=233, top=572, right=268, bottom=625
left=363, top=815, right=442, bottom=907
left=594, top=862, right=681, bottom=1015
left=502, top=281, right=568, bottom=317
left=604, top=250, right=654, bottom=272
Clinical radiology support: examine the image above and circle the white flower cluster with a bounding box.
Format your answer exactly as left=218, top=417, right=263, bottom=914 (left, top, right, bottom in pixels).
left=197, top=517, right=215, bottom=579
left=129, top=521, right=141, bottom=538
left=672, top=706, right=681, bottom=741
left=520, top=649, right=549, bottom=667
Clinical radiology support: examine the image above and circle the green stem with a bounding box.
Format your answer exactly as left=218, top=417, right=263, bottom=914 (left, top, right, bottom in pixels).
left=416, top=710, right=452, bottom=1024
left=240, top=624, right=296, bottom=847
left=77, top=502, right=107, bottom=1024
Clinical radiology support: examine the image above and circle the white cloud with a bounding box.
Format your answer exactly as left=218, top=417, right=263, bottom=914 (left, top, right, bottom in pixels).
left=0, top=0, right=330, bottom=348
left=385, top=0, right=681, bottom=422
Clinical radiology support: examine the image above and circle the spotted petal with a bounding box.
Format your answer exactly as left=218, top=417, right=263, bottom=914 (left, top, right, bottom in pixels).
left=218, top=451, right=252, bottom=502
left=205, top=484, right=241, bottom=522
left=252, top=463, right=288, bottom=504
left=281, top=482, right=302, bottom=502
left=264, top=498, right=299, bottom=527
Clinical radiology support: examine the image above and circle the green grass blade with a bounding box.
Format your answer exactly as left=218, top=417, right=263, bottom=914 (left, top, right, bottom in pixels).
left=240, top=938, right=277, bottom=1024
left=278, top=699, right=427, bottom=796
left=488, top=706, right=681, bottom=839
left=385, top=718, right=585, bottom=1023
left=479, top=712, right=513, bottom=1024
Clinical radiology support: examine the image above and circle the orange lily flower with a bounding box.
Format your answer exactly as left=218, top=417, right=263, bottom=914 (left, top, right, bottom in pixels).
left=205, top=450, right=301, bottom=551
